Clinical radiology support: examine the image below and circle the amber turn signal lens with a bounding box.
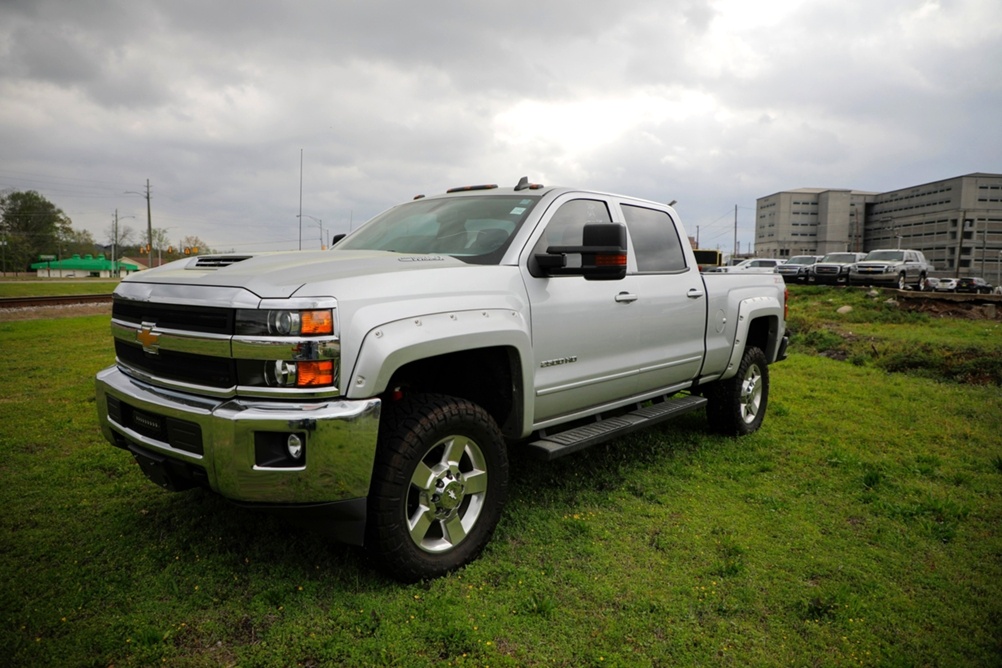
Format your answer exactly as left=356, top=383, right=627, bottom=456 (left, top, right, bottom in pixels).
left=300, top=310, right=334, bottom=335
left=296, top=360, right=335, bottom=387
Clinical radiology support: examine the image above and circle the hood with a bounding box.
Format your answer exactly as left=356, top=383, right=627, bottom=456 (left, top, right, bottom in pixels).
left=121, top=250, right=470, bottom=299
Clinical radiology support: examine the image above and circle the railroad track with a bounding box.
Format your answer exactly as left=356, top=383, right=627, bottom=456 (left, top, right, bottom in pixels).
left=0, top=294, right=114, bottom=309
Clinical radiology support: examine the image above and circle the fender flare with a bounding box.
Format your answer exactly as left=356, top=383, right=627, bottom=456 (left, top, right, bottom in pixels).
left=720, top=295, right=785, bottom=380
left=345, top=308, right=534, bottom=405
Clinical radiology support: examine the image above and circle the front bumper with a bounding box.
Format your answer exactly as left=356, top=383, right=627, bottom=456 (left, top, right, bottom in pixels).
left=810, top=269, right=848, bottom=284
left=849, top=270, right=898, bottom=285
left=95, top=366, right=380, bottom=542
left=777, top=269, right=809, bottom=282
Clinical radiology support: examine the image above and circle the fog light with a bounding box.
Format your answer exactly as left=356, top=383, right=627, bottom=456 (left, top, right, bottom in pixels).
left=286, top=434, right=303, bottom=460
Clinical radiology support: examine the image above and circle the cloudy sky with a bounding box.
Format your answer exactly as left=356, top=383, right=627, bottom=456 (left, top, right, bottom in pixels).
left=1, top=0, right=1000, bottom=255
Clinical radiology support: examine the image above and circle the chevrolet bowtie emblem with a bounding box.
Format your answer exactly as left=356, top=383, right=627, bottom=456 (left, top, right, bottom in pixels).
left=136, top=323, right=161, bottom=354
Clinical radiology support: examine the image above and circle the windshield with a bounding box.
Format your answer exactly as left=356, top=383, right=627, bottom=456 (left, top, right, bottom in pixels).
left=865, top=250, right=904, bottom=261
left=787, top=256, right=815, bottom=265
left=337, top=195, right=540, bottom=264
left=821, top=253, right=858, bottom=263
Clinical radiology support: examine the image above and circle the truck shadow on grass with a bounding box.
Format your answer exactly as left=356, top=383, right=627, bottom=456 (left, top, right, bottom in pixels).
left=118, top=410, right=729, bottom=589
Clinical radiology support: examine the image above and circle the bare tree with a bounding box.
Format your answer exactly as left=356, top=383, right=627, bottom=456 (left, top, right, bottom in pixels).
left=105, top=220, right=135, bottom=248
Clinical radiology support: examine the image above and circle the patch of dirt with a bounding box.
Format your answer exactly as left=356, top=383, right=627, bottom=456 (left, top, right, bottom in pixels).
left=894, top=293, right=1001, bottom=321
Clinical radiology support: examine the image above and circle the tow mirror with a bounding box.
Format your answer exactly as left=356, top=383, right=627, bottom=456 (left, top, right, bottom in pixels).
left=535, top=223, right=628, bottom=281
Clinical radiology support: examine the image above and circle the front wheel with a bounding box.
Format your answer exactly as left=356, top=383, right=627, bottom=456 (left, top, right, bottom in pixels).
left=705, top=346, right=770, bottom=436
left=897, top=273, right=908, bottom=290
left=366, top=394, right=509, bottom=581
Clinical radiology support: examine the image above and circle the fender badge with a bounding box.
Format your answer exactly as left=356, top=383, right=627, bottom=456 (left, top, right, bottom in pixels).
left=136, top=323, right=161, bottom=354
left=540, top=355, right=578, bottom=368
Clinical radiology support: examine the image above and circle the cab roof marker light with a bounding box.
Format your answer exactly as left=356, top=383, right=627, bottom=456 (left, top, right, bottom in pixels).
left=515, top=176, right=545, bottom=191
left=446, top=184, right=496, bottom=192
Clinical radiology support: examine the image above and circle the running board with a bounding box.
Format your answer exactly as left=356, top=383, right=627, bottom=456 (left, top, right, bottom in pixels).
left=526, top=394, right=708, bottom=461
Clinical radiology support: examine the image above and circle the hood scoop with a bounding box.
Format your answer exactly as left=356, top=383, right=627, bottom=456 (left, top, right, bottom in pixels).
left=191, top=255, right=253, bottom=269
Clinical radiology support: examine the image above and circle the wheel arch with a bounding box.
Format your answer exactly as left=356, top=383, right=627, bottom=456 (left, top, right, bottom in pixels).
left=345, top=310, right=532, bottom=439
left=720, top=297, right=784, bottom=380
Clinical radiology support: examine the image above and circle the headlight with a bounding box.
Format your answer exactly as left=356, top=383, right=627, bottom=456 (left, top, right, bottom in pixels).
left=233, top=308, right=339, bottom=393
left=236, top=309, right=336, bottom=336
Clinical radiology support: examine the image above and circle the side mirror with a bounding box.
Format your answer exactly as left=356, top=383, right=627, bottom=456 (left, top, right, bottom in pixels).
left=329, top=233, right=346, bottom=246
left=534, top=223, right=627, bottom=281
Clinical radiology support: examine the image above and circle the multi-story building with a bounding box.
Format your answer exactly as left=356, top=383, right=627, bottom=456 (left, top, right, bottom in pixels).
left=755, top=173, right=1002, bottom=278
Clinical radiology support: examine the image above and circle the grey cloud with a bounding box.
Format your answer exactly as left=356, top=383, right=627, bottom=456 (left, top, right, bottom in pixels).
left=0, top=0, right=998, bottom=254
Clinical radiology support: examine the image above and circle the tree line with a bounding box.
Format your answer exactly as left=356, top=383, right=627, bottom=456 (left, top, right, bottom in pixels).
left=1, top=189, right=211, bottom=275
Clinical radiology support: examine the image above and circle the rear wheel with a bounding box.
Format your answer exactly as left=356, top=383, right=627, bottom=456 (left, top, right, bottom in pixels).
left=366, top=394, right=508, bottom=581
left=705, top=346, right=769, bottom=436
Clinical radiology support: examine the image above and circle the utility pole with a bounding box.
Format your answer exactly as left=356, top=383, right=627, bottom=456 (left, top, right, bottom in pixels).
left=982, top=226, right=988, bottom=278
left=298, top=149, right=303, bottom=250
left=125, top=180, right=153, bottom=269
left=112, top=209, right=118, bottom=275
left=112, top=210, right=135, bottom=278
left=145, top=179, right=153, bottom=269
left=733, top=205, right=738, bottom=257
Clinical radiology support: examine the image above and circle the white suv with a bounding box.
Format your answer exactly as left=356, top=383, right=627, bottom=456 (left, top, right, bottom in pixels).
left=721, top=258, right=786, bottom=274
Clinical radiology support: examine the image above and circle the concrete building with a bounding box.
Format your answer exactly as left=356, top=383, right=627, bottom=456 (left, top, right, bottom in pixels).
left=755, top=172, right=1002, bottom=278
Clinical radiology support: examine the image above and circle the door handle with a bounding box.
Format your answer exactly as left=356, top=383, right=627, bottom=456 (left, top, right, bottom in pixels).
left=687, top=288, right=705, bottom=299
left=615, top=292, right=638, bottom=303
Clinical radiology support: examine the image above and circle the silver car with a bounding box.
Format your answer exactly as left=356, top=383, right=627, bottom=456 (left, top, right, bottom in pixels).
left=809, top=252, right=866, bottom=285
left=849, top=249, right=934, bottom=290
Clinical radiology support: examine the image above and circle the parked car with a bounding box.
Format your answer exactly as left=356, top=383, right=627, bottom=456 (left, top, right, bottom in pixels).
left=934, top=278, right=958, bottom=292
left=848, top=249, right=934, bottom=290
left=720, top=258, right=786, bottom=274
left=809, top=252, right=866, bottom=285
left=776, top=255, right=822, bottom=283
left=955, top=277, right=994, bottom=294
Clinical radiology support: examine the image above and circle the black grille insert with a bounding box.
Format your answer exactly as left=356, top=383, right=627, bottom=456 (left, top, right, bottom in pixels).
left=113, top=299, right=234, bottom=335
left=116, top=340, right=235, bottom=388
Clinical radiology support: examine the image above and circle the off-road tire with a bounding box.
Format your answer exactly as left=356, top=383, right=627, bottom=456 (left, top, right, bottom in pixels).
left=366, top=393, right=508, bottom=581
left=704, top=346, right=769, bottom=437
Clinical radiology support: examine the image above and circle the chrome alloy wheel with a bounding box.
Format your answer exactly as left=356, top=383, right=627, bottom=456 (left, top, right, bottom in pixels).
left=407, top=435, right=489, bottom=553
left=738, top=362, right=764, bottom=425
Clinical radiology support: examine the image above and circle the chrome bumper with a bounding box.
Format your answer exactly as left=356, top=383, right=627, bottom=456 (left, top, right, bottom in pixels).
left=95, top=366, right=381, bottom=506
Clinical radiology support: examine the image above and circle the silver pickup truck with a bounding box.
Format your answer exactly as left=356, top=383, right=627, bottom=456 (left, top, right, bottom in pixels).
left=95, top=179, right=788, bottom=580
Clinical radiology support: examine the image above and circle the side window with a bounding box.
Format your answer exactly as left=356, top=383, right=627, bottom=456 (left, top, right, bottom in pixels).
left=621, top=204, right=687, bottom=272
left=532, top=199, right=612, bottom=267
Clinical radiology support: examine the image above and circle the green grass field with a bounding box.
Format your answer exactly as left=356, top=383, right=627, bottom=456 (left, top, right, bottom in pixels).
left=1, top=294, right=1000, bottom=666
left=0, top=279, right=120, bottom=298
